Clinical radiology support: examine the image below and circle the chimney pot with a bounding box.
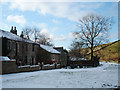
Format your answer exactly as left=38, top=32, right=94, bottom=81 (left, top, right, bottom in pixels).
left=10, top=26, right=14, bottom=33
left=14, top=26, right=17, bottom=35
left=14, top=26, right=16, bottom=31
left=10, top=26, right=17, bottom=35
left=11, top=26, right=13, bottom=30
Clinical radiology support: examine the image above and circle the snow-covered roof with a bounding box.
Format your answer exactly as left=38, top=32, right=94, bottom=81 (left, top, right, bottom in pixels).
left=0, top=29, right=61, bottom=54
left=0, top=29, right=35, bottom=44
left=40, top=44, right=60, bottom=54
left=23, top=38, right=36, bottom=44
left=0, top=56, right=10, bottom=61
left=0, top=29, right=22, bottom=41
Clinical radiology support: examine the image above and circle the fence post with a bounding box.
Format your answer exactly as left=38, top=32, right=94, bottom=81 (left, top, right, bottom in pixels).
left=38, top=62, right=40, bottom=70
left=41, top=62, right=44, bottom=70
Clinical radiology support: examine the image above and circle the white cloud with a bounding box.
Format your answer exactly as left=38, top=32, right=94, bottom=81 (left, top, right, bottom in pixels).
left=3, top=1, right=105, bottom=21
left=69, top=32, right=74, bottom=39
left=7, top=15, right=26, bottom=26
left=1, top=0, right=119, bottom=3
left=54, top=35, right=67, bottom=41
left=0, top=22, right=10, bottom=31
left=39, top=28, right=54, bottom=40
left=39, top=28, right=67, bottom=41
left=40, top=28, right=51, bottom=36
left=52, top=19, right=61, bottom=24
left=109, top=31, right=118, bottom=40
left=50, top=27, right=59, bottom=32
left=36, top=3, right=96, bottom=21
left=30, top=22, right=66, bottom=41
left=69, top=32, right=80, bottom=39
left=98, top=32, right=104, bottom=37
left=32, top=22, right=48, bottom=29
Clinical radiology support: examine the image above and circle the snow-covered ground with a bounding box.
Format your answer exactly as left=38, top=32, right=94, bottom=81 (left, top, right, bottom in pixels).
left=1, top=62, right=119, bottom=88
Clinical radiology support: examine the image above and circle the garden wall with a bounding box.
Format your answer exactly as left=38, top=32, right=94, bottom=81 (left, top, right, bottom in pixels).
left=0, top=60, right=18, bottom=74
left=0, top=61, right=61, bottom=74
left=43, top=64, right=60, bottom=70
left=68, top=60, right=99, bottom=68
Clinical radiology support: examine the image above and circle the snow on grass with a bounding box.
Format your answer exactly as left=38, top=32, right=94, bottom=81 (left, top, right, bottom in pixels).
left=1, top=62, right=119, bottom=88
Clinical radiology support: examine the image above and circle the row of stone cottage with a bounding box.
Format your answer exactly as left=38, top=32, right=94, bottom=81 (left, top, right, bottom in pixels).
left=0, top=26, right=69, bottom=67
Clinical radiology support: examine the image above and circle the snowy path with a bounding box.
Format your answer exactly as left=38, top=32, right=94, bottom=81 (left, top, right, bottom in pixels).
left=1, top=62, right=119, bottom=88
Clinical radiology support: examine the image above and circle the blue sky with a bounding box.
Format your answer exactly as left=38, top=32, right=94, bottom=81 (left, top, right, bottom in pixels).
left=1, top=1, right=118, bottom=50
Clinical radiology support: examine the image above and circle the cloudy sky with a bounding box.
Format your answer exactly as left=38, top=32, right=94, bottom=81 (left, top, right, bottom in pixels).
left=1, top=0, right=118, bottom=50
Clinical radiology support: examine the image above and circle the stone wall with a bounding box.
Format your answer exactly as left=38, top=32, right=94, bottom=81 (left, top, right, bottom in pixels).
left=0, top=60, right=61, bottom=74
left=68, top=60, right=99, bottom=68
left=0, top=60, right=39, bottom=74
left=0, top=60, right=18, bottom=74
left=43, top=64, right=60, bottom=70
left=18, top=65, right=40, bottom=72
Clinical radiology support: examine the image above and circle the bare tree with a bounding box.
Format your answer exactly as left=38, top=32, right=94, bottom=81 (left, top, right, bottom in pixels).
left=37, top=34, right=53, bottom=46
left=32, top=27, right=40, bottom=42
left=22, top=26, right=33, bottom=39
left=23, top=26, right=40, bottom=42
left=69, top=40, right=84, bottom=60
left=23, top=26, right=53, bottom=46
left=74, top=14, right=112, bottom=61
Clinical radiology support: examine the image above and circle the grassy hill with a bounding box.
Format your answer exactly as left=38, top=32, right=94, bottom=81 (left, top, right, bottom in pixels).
left=87, top=40, right=120, bottom=63
left=69, top=40, right=120, bottom=63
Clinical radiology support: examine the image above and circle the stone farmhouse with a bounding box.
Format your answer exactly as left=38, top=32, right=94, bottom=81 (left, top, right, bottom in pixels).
left=0, top=26, right=68, bottom=67
left=36, top=44, right=60, bottom=64
left=54, top=47, right=69, bottom=67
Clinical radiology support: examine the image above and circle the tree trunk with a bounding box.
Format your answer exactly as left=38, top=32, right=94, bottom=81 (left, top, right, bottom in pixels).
left=91, top=48, right=93, bottom=61
left=91, top=39, right=94, bottom=61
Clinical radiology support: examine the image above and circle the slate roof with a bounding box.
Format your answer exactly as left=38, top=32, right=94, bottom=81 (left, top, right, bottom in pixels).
left=0, top=29, right=60, bottom=54
left=0, top=29, right=35, bottom=44
left=40, top=44, right=60, bottom=54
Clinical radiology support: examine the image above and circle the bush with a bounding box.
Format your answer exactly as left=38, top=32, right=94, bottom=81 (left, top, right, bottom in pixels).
left=93, top=55, right=100, bottom=67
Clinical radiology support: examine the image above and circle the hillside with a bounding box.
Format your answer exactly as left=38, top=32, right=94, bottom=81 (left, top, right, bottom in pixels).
left=88, top=40, right=120, bottom=63
left=69, top=40, right=120, bottom=63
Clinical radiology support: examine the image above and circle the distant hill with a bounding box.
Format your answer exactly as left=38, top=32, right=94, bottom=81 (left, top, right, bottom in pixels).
left=87, top=40, right=120, bottom=63
left=69, top=40, right=120, bottom=63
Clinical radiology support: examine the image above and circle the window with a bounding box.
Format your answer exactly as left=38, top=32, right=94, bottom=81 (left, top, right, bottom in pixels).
left=32, top=57, right=34, bottom=65
left=32, top=44, right=34, bottom=52
left=17, top=43, right=19, bottom=52
left=23, top=44, right=24, bottom=49
left=25, top=56, right=27, bottom=65
left=26, top=44, right=28, bottom=51
left=7, top=40, right=11, bottom=50
left=16, top=43, right=18, bottom=56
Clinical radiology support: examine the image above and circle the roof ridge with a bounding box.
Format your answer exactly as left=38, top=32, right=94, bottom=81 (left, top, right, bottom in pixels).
left=0, top=29, right=36, bottom=44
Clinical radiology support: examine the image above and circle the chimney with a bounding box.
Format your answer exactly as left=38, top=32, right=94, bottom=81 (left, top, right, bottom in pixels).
left=10, top=26, right=17, bottom=35
left=20, top=31, right=24, bottom=38
left=27, top=36, right=30, bottom=39
left=14, top=26, right=17, bottom=35
left=10, top=26, right=13, bottom=33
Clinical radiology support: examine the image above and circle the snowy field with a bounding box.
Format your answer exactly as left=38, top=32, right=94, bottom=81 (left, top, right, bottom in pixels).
left=1, top=62, right=119, bottom=88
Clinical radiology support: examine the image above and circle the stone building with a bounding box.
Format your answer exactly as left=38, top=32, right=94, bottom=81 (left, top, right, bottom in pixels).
left=54, top=47, right=69, bottom=67
left=0, top=27, right=38, bottom=66
left=36, top=44, right=60, bottom=64
left=0, top=26, right=62, bottom=66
